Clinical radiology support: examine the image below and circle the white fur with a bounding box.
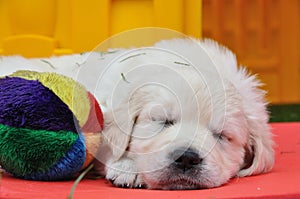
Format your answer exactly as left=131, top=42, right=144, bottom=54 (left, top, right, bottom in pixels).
left=0, top=38, right=274, bottom=189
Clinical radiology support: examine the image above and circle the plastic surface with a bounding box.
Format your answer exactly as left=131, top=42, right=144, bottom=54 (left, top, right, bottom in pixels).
left=202, top=0, right=300, bottom=103
left=0, top=0, right=201, bottom=57
left=1, top=122, right=300, bottom=199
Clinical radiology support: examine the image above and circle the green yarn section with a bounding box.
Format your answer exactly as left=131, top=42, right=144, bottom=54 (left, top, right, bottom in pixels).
left=0, top=124, right=78, bottom=176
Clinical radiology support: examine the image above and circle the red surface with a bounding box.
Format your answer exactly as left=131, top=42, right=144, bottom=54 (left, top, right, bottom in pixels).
left=1, top=122, right=300, bottom=199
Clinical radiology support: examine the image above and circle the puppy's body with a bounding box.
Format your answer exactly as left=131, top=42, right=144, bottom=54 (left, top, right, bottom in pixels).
left=0, top=38, right=274, bottom=189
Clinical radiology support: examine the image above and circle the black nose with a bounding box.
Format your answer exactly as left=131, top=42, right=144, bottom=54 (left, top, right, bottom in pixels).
left=173, top=149, right=202, bottom=172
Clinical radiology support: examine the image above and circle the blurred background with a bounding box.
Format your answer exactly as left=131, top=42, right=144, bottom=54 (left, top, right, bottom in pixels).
left=0, top=0, right=299, bottom=121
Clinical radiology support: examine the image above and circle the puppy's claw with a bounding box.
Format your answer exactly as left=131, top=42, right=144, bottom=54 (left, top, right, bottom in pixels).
left=117, top=183, right=147, bottom=189
left=109, top=178, right=147, bottom=189
left=116, top=183, right=131, bottom=189
left=137, top=184, right=147, bottom=189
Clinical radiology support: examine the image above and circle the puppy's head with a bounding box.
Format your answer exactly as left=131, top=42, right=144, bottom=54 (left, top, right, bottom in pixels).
left=95, top=38, right=274, bottom=189
left=100, top=71, right=273, bottom=189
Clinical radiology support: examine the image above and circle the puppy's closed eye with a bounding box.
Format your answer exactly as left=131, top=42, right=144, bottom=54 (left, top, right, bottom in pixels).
left=212, top=131, right=232, bottom=142
left=164, top=120, right=175, bottom=128
left=151, top=118, right=175, bottom=128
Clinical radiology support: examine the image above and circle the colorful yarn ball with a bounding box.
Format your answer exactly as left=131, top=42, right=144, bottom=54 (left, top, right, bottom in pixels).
left=0, top=70, right=103, bottom=180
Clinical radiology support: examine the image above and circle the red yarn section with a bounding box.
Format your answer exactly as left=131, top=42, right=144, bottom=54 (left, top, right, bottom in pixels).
left=81, top=92, right=103, bottom=133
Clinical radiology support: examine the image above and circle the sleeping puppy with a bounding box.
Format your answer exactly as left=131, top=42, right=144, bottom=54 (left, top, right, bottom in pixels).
left=92, top=38, right=274, bottom=189
left=0, top=37, right=274, bottom=190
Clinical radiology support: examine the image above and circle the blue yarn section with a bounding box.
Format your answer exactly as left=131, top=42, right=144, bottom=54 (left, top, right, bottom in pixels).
left=23, top=133, right=86, bottom=181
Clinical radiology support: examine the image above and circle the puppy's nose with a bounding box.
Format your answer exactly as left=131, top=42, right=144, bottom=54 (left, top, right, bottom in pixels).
left=173, top=149, right=202, bottom=171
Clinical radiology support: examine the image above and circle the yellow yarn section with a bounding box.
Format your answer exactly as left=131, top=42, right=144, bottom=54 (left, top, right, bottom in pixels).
left=10, top=70, right=90, bottom=127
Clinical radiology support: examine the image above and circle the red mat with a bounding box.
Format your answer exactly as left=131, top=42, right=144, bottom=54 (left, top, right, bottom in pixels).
left=1, top=122, right=300, bottom=199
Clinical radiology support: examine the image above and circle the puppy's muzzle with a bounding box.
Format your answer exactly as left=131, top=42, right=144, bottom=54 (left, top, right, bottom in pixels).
left=171, top=148, right=202, bottom=172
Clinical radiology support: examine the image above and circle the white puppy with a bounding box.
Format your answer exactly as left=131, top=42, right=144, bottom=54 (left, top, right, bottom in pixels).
left=91, top=38, right=274, bottom=189
left=0, top=38, right=274, bottom=190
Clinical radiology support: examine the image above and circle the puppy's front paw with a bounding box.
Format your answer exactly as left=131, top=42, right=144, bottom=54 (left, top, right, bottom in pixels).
left=106, top=158, right=146, bottom=188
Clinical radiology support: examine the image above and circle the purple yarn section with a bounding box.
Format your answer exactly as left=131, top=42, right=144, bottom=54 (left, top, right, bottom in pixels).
left=0, top=77, right=79, bottom=133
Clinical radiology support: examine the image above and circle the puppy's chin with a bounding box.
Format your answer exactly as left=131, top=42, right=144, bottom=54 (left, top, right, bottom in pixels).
left=155, top=182, right=203, bottom=190
left=146, top=176, right=215, bottom=190
left=150, top=176, right=206, bottom=190
left=142, top=166, right=223, bottom=190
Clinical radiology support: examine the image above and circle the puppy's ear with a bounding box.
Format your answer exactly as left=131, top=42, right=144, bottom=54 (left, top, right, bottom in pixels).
left=102, top=105, right=138, bottom=161
left=238, top=122, right=274, bottom=177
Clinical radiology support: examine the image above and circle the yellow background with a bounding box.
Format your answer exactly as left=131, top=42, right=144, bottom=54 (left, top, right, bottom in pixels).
left=0, top=0, right=299, bottom=104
